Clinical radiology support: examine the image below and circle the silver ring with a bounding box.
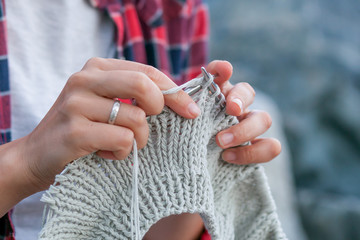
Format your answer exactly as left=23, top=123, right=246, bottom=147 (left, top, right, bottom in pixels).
left=238, top=141, right=251, bottom=147
left=108, top=99, right=121, bottom=125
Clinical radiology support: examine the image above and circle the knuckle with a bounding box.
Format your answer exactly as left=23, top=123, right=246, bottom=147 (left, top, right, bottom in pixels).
left=234, top=82, right=243, bottom=89
left=114, top=149, right=131, bottom=160
left=61, top=94, right=83, bottom=114
left=85, top=57, right=104, bottom=68
left=270, top=147, right=279, bottom=159
left=141, top=65, right=165, bottom=85
left=270, top=139, right=281, bottom=157
left=129, top=107, right=147, bottom=126
left=132, top=70, right=164, bottom=115
left=121, top=128, right=135, bottom=149
left=133, top=73, right=151, bottom=96
left=113, top=152, right=127, bottom=161
left=174, top=91, right=185, bottom=105
left=260, top=111, right=272, bottom=129
left=138, top=125, right=149, bottom=149
left=167, top=90, right=189, bottom=115
left=143, top=65, right=159, bottom=78
left=240, top=82, right=256, bottom=97
left=153, top=104, right=163, bottom=115
left=114, top=129, right=134, bottom=159
left=234, top=126, right=250, bottom=143
left=151, top=91, right=165, bottom=115
left=67, top=71, right=89, bottom=89
left=242, top=148, right=254, bottom=162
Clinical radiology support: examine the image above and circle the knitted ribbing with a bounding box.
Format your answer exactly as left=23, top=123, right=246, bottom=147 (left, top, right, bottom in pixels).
left=39, top=74, right=287, bottom=240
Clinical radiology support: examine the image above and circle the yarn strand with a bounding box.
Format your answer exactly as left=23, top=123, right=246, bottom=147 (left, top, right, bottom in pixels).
left=161, top=76, right=204, bottom=95
left=131, top=139, right=140, bottom=240
left=131, top=71, right=214, bottom=239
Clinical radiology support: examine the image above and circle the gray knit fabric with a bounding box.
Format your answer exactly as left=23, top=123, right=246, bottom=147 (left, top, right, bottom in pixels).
left=39, top=75, right=286, bottom=240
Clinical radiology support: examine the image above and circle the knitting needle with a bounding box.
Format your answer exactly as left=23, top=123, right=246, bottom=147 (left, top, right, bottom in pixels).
left=193, top=68, right=251, bottom=147
left=201, top=67, right=226, bottom=108
left=184, top=67, right=225, bottom=108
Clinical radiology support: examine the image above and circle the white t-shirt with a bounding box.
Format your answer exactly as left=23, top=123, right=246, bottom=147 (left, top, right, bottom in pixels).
left=7, top=1, right=116, bottom=239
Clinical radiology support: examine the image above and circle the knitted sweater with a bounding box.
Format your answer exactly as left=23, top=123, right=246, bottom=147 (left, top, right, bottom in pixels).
left=39, top=74, right=286, bottom=240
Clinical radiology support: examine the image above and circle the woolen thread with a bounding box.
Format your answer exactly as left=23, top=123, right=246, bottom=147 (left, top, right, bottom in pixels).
left=39, top=75, right=286, bottom=240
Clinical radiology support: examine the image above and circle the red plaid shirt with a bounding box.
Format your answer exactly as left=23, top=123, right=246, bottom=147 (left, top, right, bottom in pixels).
left=0, top=0, right=209, bottom=239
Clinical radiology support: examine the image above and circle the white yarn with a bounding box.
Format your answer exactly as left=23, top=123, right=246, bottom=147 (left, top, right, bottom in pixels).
left=131, top=140, right=140, bottom=240
left=161, top=76, right=204, bottom=95
left=39, top=73, right=287, bottom=240
left=130, top=75, right=212, bottom=239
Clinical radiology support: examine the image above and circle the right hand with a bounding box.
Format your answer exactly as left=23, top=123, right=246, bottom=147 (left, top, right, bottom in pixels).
left=20, top=58, right=200, bottom=191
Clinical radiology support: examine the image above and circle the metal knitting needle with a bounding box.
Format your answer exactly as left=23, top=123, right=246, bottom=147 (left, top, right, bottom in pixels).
left=186, top=67, right=250, bottom=147
left=203, top=68, right=250, bottom=147
left=184, top=67, right=211, bottom=95
left=184, top=67, right=226, bottom=108
left=184, top=84, right=201, bottom=96
left=201, top=67, right=226, bottom=108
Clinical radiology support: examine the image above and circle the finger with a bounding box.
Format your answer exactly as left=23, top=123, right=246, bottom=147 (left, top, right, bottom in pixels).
left=96, top=151, right=118, bottom=160
left=225, top=82, right=256, bottom=116
left=69, top=70, right=164, bottom=116
left=69, top=121, right=135, bottom=161
left=72, top=95, right=149, bottom=149
left=205, top=60, right=234, bottom=96
left=83, top=58, right=200, bottom=119
left=221, top=138, right=281, bottom=164
left=216, top=110, right=272, bottom=149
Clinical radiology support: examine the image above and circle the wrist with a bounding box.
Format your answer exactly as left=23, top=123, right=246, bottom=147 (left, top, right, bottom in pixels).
left=0, top=137, right=46, bottom=216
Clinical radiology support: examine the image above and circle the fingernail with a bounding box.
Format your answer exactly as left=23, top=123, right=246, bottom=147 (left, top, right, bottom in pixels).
left=188, top=102, right=201, bottom=117
left=232, top=98, right=243, bottom=114
left=222, top=151, right=236, bottom=162
left=219, top=133, right=234, bottom=146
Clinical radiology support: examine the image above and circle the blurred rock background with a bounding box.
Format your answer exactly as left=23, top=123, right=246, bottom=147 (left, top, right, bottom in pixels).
left=207, top=0, right=360, bottom=239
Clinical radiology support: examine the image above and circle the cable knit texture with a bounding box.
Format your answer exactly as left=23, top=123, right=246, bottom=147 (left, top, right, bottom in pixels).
left=39, top=75, right=286, bottom=240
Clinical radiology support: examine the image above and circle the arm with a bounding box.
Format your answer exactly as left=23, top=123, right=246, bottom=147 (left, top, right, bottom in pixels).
left=0, top=137, right=40, bottom=216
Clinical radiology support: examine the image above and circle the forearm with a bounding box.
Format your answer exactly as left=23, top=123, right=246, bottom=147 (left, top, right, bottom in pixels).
left=0, top=137, right=41, bottom=217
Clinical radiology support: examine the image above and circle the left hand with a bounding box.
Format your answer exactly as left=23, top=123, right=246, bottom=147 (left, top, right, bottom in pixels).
left=205, top=60, right=281, bottom=164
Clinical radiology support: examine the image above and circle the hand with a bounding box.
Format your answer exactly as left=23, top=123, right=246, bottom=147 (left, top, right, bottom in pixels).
left=1, top=58, right=201, bottom=198
left=205, top=60, right=281, bottom=164
left=27, top=58, right=203, bottom=188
